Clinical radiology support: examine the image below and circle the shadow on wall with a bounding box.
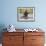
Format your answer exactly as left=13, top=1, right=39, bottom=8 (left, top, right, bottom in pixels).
left=0, top=24, right=7, bottom=43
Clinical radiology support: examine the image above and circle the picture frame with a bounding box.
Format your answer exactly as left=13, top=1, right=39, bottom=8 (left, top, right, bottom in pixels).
left=17, top=7, right=35, bottom=22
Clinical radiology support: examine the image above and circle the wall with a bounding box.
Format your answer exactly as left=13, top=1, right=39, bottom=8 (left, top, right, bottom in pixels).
left=0, top=0, right=46, bottom=29
left=0, top=0, right=46, bottom=43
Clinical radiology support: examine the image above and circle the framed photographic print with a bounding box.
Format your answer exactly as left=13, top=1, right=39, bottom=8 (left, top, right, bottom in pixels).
left=17, top=7, right=35, bottom=22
